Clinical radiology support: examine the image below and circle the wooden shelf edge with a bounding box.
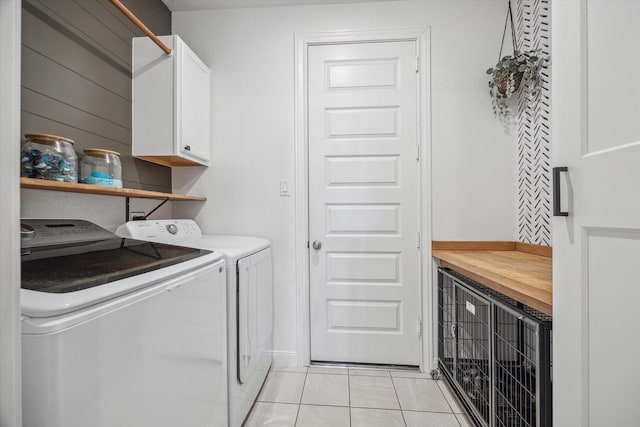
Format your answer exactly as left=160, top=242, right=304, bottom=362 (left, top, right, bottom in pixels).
left=515, top=242, right=552, bottom=258
left=432, top=240, right=552, bottom=257
left=439, top=259, right=553, bottom=316
left=20, top=177, right=206, bottom=201
left=432, top=241, right=516, bottom=251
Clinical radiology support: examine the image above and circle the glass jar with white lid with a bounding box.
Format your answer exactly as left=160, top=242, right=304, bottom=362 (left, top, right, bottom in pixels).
left=80, top=148, right=123, bottom=188
left=20, top=133, right=78, bottom=182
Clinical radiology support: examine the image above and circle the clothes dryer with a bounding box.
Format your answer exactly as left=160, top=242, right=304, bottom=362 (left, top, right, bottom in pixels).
left=117, top=220, right=273, bottom=427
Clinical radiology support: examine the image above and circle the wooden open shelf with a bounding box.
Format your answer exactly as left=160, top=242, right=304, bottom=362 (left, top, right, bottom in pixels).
left=20, top=177, right=206, bottom=201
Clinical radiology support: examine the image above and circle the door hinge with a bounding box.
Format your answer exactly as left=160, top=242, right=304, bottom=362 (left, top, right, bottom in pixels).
left=416, top=144, right=420, bottom=161
left=417, top=320, right=423, bottom=336
left=416, top=56, right=420, bottom=73
left=416, top=232, right=421, bottom=249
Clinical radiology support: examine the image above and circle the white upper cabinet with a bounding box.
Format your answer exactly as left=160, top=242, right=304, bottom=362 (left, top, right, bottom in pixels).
left=133, top=35, right=210, bottom=167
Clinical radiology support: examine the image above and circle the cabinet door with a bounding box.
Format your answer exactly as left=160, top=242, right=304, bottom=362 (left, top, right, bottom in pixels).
left=553, top=1, right=640, bottom=425
left=177, top=40, right=210, bottom=163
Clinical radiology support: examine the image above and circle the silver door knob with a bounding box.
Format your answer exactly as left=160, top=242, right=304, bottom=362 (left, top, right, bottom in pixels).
left=312, top=240, right=322, bottom=250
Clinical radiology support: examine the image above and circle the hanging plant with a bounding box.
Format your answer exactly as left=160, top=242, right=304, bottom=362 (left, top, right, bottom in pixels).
left=487, top=50, right=542, bottom=124
left=486, top=1, right=543, bottom=131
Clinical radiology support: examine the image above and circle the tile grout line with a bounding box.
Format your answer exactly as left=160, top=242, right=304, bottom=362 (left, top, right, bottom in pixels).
left=436, top=379, right=466, bottom=422
left=348, top=370, right=352, bottom=427
left=389, top=373, right=408, bottom=427
left=392, top=408, right=465, bottom=415
left=293, top=370, right=308, bottom=427
left=287, top=402, right=349, bottom=408
left=435, top=380, right=464, bottom=427
left=437, top=381, right=456, bottom=413
left=255, top=370, right=465, bottom=426
left=257, top=399, right=465, bottom=411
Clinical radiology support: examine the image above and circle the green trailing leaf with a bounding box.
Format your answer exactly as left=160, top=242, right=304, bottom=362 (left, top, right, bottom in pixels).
left=485, top=48, right=544, bottom=133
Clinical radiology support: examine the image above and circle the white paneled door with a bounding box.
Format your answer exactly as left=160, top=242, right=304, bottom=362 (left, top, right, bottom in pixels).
left=308, top=41, right=420, bottom=365
left=553, top=1, right=640, bottom=425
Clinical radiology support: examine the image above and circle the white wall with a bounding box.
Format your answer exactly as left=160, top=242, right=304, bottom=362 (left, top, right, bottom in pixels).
left=21, top=191, right=172, bottom=233
left=0, top=0, right=22, bottom=424
left=172, top=0, right=517, bottom=364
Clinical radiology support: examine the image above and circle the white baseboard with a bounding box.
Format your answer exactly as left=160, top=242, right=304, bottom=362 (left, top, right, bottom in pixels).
left=271, top=351, right=299, bottom=367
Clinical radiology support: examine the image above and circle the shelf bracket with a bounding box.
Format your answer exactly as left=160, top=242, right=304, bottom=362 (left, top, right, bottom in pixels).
left=126, top=196, right=131, bottom=222
left=125, top=197, right=170, bottom=222
left=144, top=198, right=169, bottom=220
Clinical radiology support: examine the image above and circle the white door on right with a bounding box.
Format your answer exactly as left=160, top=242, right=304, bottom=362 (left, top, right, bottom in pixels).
left=553, top=1, right=640, bottom=425
left=307, top=40, right=421, bottom=366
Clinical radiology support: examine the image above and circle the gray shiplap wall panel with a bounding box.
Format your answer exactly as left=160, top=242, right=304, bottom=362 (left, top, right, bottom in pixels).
left=21, top=88, right=131, bottom=144
left=78, top=0, right=138, bottom=42
left=31, top=0, right=132, bottom=67
left=102, top=1, right=150, bottom=37
left=21, top=0, right=171, bottom=192
left=22, top=47, right=131, bottom=125
left=122, top=0, right=171, bottom=38
left=22, top=9, right=131, bottom=101
left=22, top=112, right=170, bottom=189
left=23, top=0, right=129, bottom=74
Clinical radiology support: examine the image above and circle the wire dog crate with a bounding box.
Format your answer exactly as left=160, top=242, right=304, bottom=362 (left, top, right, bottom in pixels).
left=436, top=268, right=552, bottom=427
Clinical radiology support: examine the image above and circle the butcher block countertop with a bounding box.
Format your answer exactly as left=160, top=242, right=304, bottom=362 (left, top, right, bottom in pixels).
left=432, top=241, right=552, bottom=316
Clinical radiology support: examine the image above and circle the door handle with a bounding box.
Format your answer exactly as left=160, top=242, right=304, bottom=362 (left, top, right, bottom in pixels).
left=553, top=166, right=569, bottom=216
left=312, top=240, right=322, bottom=250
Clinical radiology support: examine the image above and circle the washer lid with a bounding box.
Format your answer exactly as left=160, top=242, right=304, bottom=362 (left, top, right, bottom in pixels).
left=21, top=251, right=223, bottom=318
left=20, top=218, right=224, bottom=318
left=22, top=238, right=212, bottom=294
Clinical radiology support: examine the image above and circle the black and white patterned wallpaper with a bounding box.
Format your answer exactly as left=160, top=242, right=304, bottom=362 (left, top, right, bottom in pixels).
left=514, top=0, right=551, bottom=246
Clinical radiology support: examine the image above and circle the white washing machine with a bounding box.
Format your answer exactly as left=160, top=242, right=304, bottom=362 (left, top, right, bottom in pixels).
left=21, top=219, right=227, bottom=427
left=117, top=220, right=273, bottom=427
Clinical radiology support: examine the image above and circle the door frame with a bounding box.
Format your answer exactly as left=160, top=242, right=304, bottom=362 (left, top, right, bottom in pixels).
left=0, top=0, right=22, bottom=425
left=293, top=28, right=432, bottom=370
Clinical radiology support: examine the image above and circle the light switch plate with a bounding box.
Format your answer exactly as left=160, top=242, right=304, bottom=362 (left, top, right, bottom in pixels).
left=280, top=179, right=290, bottom=197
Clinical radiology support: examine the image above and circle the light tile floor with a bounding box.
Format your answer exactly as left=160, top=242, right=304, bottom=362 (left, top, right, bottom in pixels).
left=244, top=366, right=473, bottom=427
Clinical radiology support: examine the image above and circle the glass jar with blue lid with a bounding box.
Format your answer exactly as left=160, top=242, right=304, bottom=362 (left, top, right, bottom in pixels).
left=80, top=148, right=123, bottom=188
left=21, top=133, right=78, bottom=182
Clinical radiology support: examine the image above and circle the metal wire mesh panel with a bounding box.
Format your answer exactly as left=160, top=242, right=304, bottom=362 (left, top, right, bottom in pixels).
left=455, top=286, right=491, bottom=425
left=494, top=305, right=538, bottom=426
left=437, top=268, right=553, bottom=427
left=438, top=273, right=456, bottom=377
